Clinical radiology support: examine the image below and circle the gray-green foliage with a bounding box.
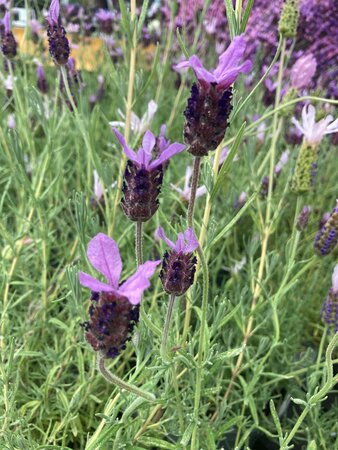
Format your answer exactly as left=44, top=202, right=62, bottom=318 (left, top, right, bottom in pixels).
left=1, top=3, right=338, bottom=450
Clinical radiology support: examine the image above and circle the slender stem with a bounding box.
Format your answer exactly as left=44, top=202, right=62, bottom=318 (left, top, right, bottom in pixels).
left=160, top=294, right=176, bottom=362
left=191, top=246, right=209, bottom=449
left=211, top=38, right=288, bottom=421
left=111, top=0, right=137, bottom=235
left=135, top=221, right=143, bottom=266
left=97, top=355, right=155, bottom=402
left=187, top=157, right=201, bottom=229
left=113, top=397, right=146, bottom=450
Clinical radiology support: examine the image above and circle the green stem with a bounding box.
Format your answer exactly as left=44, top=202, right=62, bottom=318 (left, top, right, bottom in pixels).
left=135, top=221, right=143, bottom=266
left=191, top=246, right=209, bottom=449
left=160, top=294, right=176, bottom=362
left=187, top=157, right=201, bottom=229
left=97, top=355, right=155, bottom=402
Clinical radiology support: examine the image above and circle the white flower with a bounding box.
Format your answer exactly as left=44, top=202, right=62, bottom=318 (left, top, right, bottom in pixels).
left=274, top=150, right=290, bottom=175
left=109, top=100, right=157, bottom=135
left=332, top=264, right=338, bottom=294
left=171, top=166, right=207, bottom=201
left=292, top=104, right=338, bottom=147
left=93, top=170, right=104, bottom=201
left=7, top=114, right=16, bottom=129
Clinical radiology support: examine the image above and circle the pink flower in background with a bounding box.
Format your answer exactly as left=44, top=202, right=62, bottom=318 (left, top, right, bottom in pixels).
left=290, top=53, right=317, bottom=90
left=174, top=34, right=252, bottom=90
left=292, top=105, right=338, bottom=147
left=171, top=166, right=207, bottom=201
left=79, top=233, right=160, bottom=305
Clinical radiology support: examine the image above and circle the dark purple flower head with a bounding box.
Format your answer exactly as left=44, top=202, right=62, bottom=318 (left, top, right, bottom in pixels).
left=1, top=12, right=17, bottom=59
left=157, top=227, right=199, bottom=296
left=296, top=205, right=311, bottom=231
left=46, top=0, right=70, bottom=65
left=113, top=128, right=185, bottom=170
left=174, top=35, right=252, bottom=90
left=79, top=233, right=160, bottom=304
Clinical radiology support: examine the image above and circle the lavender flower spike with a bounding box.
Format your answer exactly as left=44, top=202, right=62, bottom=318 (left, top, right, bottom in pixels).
left=47, top=0, right=70, bottom=65
left=292, top=105, right=338, bottom=148
left=314, top=201, right=338, bottom=256
left=174, top=34, right=252, bottom=90
left=1, top=12, right=17, bottom=59
left=113, top=129, right=185, bottom=222
left=321, top=264, right=338, bottom=332
left=157, top=227, right=198, bottom=296
left=175, top=35, right=251, bottom=157
left=79, top=233, right=160, bottom=359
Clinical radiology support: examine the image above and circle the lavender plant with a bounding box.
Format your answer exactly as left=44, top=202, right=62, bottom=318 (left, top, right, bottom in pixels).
left=1, top=1, right=338, bottom=449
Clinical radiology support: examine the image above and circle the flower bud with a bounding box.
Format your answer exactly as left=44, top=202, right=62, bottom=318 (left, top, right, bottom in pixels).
left=291, top=142, right=318, bottom=193
left=321, top=265, right=338, bottom=332
left=47, top=24, right=70, bottom=65
left=278, top=0, right=299, bottom=38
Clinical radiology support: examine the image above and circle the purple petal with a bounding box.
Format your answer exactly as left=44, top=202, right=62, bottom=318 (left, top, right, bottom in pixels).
left=149, top=142, right=185, bottom=170
left=189, top=55, right=216, bottom=84
left=3, top=11, right=10, bottom=33
left=138, top=130, right=156, bottom=168
left=213, top=35, right=247, bottom=77
left=48, top=0, right=60, bottom=25
left=86, top=233, right=122, bottom=288
left=216, top=61, right=252, bottom=89
left=173, top=60, right=191, bottom=72
left=156, top=226, right=176, bottom=250
left=79, top=271, right=115, bottom=292
left=183, top=228, right=199, bottom=253
left=119, top=260, right=161, bottom=305
left=112, top=128, right=138, bottom=163
left=175, top=233, right=185, bottom=252
left=142, top=130, right=156, bottom=154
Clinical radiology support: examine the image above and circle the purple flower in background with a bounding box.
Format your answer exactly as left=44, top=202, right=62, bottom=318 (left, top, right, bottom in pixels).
left=171, top=166, right=207, bottom=202
left=321, top=264, right=338, bottom=332
left=234, top=191, right=248, bottom=210
left=1, top=12, right=17, bottom=59
left=296, top=205, right=311, bottom=231
left=157, top=227, right=199, bottom=296
left=89, top=75, right=105, bottom=107
left=36, top=64, right=48, bottom=94
left=290, top=53, right=317, bottom=90
left=96, top=9, right=115, bottom=34
left=93, top=170, right=104, bottom=202
left=79, top=233, right=160, bottom=358
left=113, top=129, right=185, bottom=222
left=7, top=113, right=15, bottom=129
left=174, top=34, right=251, bottom=90
left=314, top=201, right=338, bottom=256
left=292, top=105, right=338, bottom=147
left=30, top=19, right=43, bottom=43
left=47, top=0, right=70, bottom=65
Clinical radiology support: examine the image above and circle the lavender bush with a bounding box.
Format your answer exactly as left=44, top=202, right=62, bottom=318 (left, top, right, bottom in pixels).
left=1, top=1, right=338, bottom=449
